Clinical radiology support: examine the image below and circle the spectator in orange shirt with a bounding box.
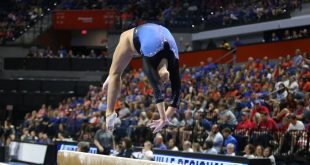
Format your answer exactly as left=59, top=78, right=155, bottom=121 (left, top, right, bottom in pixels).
left=211, top=88, right=221, bottom=105
left=300, top=76, right=310, bottom=92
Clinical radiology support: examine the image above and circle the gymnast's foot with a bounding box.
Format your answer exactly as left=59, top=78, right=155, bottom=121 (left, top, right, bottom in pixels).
left=158, top=68, right=169, bottom=84
left=106, top=112, right=117, bottom=132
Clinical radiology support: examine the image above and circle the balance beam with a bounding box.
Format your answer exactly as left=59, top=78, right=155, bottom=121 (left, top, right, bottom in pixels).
left=57, top=150, right=176, bottom=165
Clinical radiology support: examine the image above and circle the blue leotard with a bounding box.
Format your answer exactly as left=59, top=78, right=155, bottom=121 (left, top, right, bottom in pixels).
left=133, top=23, right=179, bottom=59
left=132, top=23, right=181, bottom=108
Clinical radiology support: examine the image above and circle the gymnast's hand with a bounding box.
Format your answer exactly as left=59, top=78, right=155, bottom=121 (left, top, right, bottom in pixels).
left=147, top=118, right=173, bottom=133
left=102, top=76, right=109, bottom=94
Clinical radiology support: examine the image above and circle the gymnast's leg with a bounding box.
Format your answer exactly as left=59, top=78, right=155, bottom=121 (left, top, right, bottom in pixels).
left=142, top=57, right=170, bottom=133
left=106, top=29, right=135, bottom=131
left=148, top=54, right=180, bottom=130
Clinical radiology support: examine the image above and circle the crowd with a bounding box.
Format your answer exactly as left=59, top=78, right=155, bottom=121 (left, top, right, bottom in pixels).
left=61, top=0, right=303, bottom=30
left=1, top=47, right=310, bottom=163
left=268, top=27, right=309, bottom=42
left=26, top=45, right=109, bottom=58
left=0, top=0, right=60, bottom=44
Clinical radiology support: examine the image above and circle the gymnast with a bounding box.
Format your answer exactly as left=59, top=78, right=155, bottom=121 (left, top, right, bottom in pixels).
left=102, top=23, right=181, bottom=133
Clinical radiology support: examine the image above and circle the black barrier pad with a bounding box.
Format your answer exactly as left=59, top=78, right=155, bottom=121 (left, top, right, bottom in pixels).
left=25, top=58, right=48, bottom=70
left=10, top=92, right=23, bottom=106
left=105, top=58, right=112, bottom=70
left=47, top=93, right=64, bottom=107
left=0, top=92, right=23, bottom=106
left=4, top=58, right=24, bottom=70
left=47, top=58, right=71, bottom=71
left=4, top=58, right=111, bottom=71
left=18, top=79, right=42, bottom=92
left=0, top=79, right=18, bottom=91
left=0, top=147, right=4, bottom=162
left=76, top=81, right=101, bottom=96
left=42, top=80, right=76, bottom=93
left=71, top=59, right=105, bottom=71
left=23, top=92, right=47, bottom=108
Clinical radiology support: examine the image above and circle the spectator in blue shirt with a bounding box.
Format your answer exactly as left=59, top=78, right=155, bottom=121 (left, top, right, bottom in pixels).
left=222, top=128, right=238, bottom=153
left=154, top=134, right=167, bottom=150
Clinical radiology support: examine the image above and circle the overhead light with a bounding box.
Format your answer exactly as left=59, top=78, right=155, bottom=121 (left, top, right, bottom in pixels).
left=201, top=17, right=204, bottom=21
left=54, top=2, right=57, bottom=6
left=41, top=13, right=44, bottom=17
left=192, top=25, right=195, bottom=28
left=27, top=25, right=30, bottom=28
left=211, top=12, right=214, bottom=15
left=47, top=8, right=50, bottom=11
left=12, top=38, right=15, bottom=41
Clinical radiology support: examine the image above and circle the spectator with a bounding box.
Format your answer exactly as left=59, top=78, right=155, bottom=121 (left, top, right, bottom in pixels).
left=204, top=140, right=218, bottom=155
left=257, top=112, right=278, bottom=132
left=287, top=114, right=305, bottom=131
left=168, top=139, right=179, bottom=151
left=154, top=134, right=167, bottom=150
left=289, top=76, right=299, bottom=94
left=192, top=142, right=202, bottom=152
left=263, top=147, right=276, bottom=165
left=77, top=141, right=90, bottom=153
left=53, top=132, right=67, bottom=142
left=255, top=145, right=264, bottom=158
left=283, top=30, right=292, bottom=40
left=276, top=83, right=288, bottom=102
left=182, top=141, right=193, bottom=152
left=236, top=112, right=254, bottom=131
left=206, top=124, right=223, bottom=153
left=89, top=49, right=97, bottom=58
left=94, top=122, right=114, bottom=155
left=118, top=137, right=133, bottom=158
left=3, top=120, right=15, bottom=140
left=184, top=43, right=193, bottom=52
left=58, top=45, right=67, bottom=58
left=20, top=128, right=32, bottom=143
left=220, top=40, right=231, bottom=50
left=29, top=130, right=38, bottom=142
left=271, top=32, right=279, bottom=42
left=226, top=143, right=236, bottom=156
left=293, top=49, right=303, bottom=67
left=222, top=128, right=238, bottom=153
left=302, top=28, right=308, bottom=37
left=142, top=141, right=153, bottom=160
left=37, top=132, right=51, bottom=144
left=250, top=100, right=270, bottom=121
left=233, top=36, right=243, bottom=48
left=217, top=104, right=237, bottom=130
left=243, top=144, right=255, bottom=158
left=292, top=30, right=299, bottom=39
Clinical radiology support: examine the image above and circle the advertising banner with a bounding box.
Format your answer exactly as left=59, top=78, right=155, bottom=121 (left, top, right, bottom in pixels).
left=53, top=10, right=119, bottom=30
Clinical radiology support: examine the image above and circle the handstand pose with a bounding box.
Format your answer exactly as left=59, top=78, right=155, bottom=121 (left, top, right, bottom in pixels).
left=102, top=23, right=181, bottom=133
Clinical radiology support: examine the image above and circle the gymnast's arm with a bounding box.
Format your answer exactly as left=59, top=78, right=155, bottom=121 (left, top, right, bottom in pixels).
left=102, top=76, right=109, bottom=92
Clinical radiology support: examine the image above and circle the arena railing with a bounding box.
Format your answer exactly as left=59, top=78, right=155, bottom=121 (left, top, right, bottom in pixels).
left=213, top=48, right=237, bottom=65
